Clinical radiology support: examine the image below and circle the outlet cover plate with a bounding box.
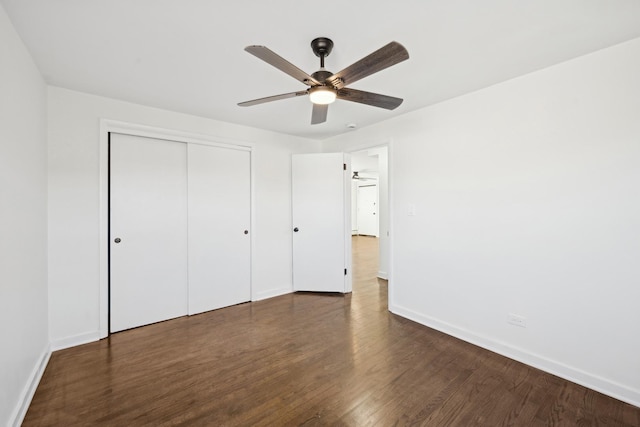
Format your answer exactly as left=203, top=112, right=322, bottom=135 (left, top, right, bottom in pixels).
left=508, top=313, right=527, bottom=328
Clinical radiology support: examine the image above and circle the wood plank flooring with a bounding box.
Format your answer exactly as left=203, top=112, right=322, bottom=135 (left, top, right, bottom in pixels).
left=24, top=236, right=640, bottom=426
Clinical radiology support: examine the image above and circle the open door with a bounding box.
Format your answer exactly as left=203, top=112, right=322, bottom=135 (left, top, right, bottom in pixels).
left=292, top=153, right=351, bottom=293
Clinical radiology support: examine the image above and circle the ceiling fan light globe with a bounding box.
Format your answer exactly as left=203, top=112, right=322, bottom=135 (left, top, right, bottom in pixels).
left=309, top=86, right=337, bottom=105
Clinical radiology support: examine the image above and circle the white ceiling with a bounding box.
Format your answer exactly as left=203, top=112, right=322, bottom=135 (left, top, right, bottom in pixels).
left=3, top=0, right=640, bottom=140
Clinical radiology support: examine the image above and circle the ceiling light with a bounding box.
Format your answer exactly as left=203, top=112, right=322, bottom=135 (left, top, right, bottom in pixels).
left=309, top=86, right=337, bottom=105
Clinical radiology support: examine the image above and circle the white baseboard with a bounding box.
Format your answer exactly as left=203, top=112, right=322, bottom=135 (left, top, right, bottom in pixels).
left=252, top=287, right=292, bottom=302
left=50, top=331, right=101, bottom=351
left=389, top=303, right=640, bottom=408
left=377, top=271, right=388, bottom=280
left=10, top=344, right=51, bottom=427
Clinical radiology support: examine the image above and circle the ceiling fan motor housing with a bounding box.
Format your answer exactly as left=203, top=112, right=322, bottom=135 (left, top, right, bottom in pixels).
left=311, top=69, right=333, bottom=82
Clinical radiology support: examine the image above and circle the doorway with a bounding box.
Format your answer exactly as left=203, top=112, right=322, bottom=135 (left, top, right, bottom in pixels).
left=350, top=146, right=389, bottom=293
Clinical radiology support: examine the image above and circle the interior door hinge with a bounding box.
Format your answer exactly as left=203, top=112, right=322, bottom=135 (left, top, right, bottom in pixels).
left=344, top=268, right=347, bottom=276
left=343, top=163, right=347, bottom=171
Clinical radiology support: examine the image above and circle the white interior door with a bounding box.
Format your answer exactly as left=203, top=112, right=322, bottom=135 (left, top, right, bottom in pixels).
left=357, top=184, right=378, bottom=236
left=292, top=153, right=351, bottom=293
left=110, top=133, right=188, bottom=332
left=187, top=144, right=251, bottom=315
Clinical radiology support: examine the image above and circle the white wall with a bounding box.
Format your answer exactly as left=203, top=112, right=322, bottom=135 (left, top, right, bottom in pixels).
left=0, top=4, right=49, bottom=426
left=47, top=87, right=320, bottom=347
left=323, top=38, right=640, bottom=406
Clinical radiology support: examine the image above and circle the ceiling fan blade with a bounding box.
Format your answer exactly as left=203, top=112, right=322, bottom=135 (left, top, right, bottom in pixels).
left=337, top=88, right=403, bottom=110
left=311, top=104, right=328, bottom=124
left=326, top=42, right=409, bottom=88
left=245, top=45, right=321, bottom=86
left=238, top=91, right=308, bottom=107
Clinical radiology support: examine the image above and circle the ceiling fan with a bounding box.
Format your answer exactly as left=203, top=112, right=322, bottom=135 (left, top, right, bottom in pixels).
left=238, top=37, right=409, bottom=125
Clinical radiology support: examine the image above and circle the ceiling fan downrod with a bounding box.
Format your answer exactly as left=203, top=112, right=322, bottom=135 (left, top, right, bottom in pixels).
left=311, top=37, right=334, bottom=69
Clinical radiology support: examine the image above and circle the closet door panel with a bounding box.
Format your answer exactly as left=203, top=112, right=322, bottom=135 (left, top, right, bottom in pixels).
left=188, top=144, right=251, bottom=315
left=110, top=134, right=188, bottom=332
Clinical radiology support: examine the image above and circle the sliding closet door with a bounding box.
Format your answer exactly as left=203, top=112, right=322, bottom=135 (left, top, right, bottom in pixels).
left=188, top=144, right=251, bottom=315
left=110, top=133, right=188, bottom=332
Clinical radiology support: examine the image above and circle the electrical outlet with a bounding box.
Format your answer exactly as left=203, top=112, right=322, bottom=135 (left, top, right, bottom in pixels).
left=507, top=313, right=527, bottom=328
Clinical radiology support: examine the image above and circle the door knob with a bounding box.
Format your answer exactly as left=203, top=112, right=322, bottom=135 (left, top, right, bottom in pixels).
left=244, top=230, right=249, bottom=235
left=293, top=227, right=299, bottom=232
left=114, top=237, right=121, bottom=243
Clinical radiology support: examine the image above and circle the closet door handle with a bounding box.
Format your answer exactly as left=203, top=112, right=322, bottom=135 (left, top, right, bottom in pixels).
left=244, top=230, right=249, bottom=235
left=293, top=227, right=299, bottom=232
left=114, top=237, right=122, bottom=243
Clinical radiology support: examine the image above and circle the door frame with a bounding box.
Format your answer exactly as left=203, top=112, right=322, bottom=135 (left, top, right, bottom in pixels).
left=98, top=119, right=254, bottom=339
left=345, top=140, right=394, bottom=308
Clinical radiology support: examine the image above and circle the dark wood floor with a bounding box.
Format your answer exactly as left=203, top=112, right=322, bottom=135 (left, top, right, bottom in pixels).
left=25, top=236, right=639, bottom=426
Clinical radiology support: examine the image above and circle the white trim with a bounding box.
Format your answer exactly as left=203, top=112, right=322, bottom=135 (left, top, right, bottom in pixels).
left=99, top=119, right=254, bottom=338
left=249, top=143, right=256, bottom=302
left=9, top=345, right=51, bottom=427
left=50, top=331, right=102, bottom=351
left=377, top=271, right=388, bottom=280
left=343, top=153, right=353, bottom=293
left=387, top=140, right=395, bottom=309
left=101, top=120, right=252, bottom=150
left=252, top=287, right=292, bottom=301
left=390, top=303, right=640, bottom=408
left=99, top=121, right=109, bottom=338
